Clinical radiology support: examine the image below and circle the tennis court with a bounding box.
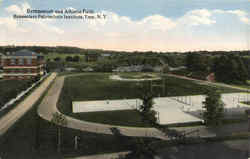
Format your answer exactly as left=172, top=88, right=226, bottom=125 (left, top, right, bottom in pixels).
left=72, top=93, right=250, bottom=125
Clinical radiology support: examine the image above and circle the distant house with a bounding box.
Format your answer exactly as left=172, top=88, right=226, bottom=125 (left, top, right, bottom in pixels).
left=99, top=53, right=112, bottom=60
left=85, top=53, right=99, bottom=62
left=2, top=49, right=45, bottom=79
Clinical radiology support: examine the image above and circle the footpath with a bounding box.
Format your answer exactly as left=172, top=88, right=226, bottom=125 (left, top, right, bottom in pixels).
left=0, top=73, right=57, bottom=136
left=37, top=74, right=250, bottom=159
left=38, top=74, right=250, bottom=140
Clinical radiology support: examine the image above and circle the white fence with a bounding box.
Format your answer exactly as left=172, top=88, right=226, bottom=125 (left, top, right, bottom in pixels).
left=0, top=73, right=49, bottom=111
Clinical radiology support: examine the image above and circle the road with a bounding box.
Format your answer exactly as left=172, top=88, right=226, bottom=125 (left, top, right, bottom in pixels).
left=167, top=73, right=250, bottom=92
left=37, top=75, right=168, bottom=140
left=37, top=74, right=250, bottom=141
left=0, top=73, right=57, bottom=136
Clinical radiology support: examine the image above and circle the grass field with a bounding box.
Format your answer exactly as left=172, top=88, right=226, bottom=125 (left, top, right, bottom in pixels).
left=0, top=86, right=158, bottom=159
left=0, top=79, right=31, bottom=108
left=57, top=73, right=239, bottom=127
left=70, top=110, right=152, bottom=127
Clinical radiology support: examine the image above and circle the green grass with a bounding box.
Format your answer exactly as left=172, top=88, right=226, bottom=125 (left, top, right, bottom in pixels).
left=0, top=77, right=59, bottom=159
left=0, top=79, right=31, bottom=107
left=57, top=73, right=239, bottom=127
left=0, top=75, right=50, bottom=119
left=0, top=79, right=159, bottom=158
left=70, top=110, right=152, bottom=127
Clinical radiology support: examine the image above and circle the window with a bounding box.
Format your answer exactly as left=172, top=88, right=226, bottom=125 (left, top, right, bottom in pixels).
left=19, top=58, right=24, bottom=65
left=27, top=58, right=32, bottom=65
left=10, top=59, right=15, bottom=65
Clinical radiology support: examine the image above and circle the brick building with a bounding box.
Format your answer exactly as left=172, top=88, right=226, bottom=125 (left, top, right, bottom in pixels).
left=2, top=49, right=45, bottom=79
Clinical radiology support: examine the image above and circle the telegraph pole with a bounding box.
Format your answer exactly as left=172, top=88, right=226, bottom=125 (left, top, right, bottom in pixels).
left=74, top=136, right=80, bottom=150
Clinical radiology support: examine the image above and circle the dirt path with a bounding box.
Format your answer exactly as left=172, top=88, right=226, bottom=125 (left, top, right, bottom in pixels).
left=0, top=73, right=57, bottom=136
left=166, top=73, right=249, bottom=92
left=37, top=73, right=250, bottom=142
left=37, top=75, right=168, bottom=140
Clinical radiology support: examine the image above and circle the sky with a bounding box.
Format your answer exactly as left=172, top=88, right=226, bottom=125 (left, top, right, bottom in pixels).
left=0, top=0, right=250, bottom=52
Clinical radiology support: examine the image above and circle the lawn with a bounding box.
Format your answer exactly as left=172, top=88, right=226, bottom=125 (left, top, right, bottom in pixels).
left=57, top=73, right=239, bottom=127
left=70, top=110, right=152, bottom=127
left=0, top=86, right=158, bottom=159
left=0, top=79, right=31, bottom=108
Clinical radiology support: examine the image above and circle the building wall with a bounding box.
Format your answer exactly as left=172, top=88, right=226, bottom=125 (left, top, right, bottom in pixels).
left=3, top=58, right=43, bottom=66
left=2, top=56, right=45, bottom=79
left=85, top=54, right=99, bottom=62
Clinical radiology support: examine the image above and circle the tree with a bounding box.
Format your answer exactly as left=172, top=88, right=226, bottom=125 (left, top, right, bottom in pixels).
left=94, top=60, right=114, bottom=72
left=73, top=55, right=80, bottom=62
left=51, top=112, right=67, bottom=153
left=186, top=53, right=210, bottom=72
left=54, top=57, right=61, bottom=62
left=65, top=56, right=73, bottom=62
left=202, top=89, right=224, bottom=126
left=114, top=138, right=156, bottom=159
left=162, top=64, right=170, bottom=73
left=139, top=90, right=158, bottom=127
left=213, top=55, right=249, bottom=84
left=234, top=56, right=248, bottom=83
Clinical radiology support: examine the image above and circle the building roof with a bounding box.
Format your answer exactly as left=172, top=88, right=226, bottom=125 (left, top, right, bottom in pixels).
left=101, top=53, right=111, bottom=57
left=7, top=49, right=43, bottom=57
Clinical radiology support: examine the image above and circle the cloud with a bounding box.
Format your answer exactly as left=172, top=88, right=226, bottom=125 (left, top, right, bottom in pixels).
left=6, top=5, right=23, bottom=14
left=3, top=2, right=64, bottom=35
left=0, top=17, right=15, bottom=27
left=0, top=3, right=249, bottom=51
left=137, top=15, right=176, bottom=31
left=214, top=9, right=250, bottom=24
left=5, top=2, right=30, bottom=14
left=178, top=9, right=216, bottom=26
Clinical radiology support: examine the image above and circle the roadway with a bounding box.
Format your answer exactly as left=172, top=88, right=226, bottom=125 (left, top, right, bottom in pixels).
left=37, top=75, right=168, bottom=140
left=0, top=73, right=57, bottom=136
